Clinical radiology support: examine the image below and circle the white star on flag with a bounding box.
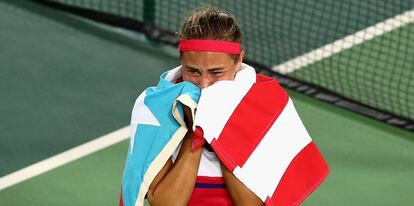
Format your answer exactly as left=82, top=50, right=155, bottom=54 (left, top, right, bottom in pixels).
left=130, top=90, right=160, bottom=153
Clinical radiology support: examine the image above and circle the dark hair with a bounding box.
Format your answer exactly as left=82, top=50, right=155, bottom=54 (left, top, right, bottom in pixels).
left=177, top=6, right=242, bottom=62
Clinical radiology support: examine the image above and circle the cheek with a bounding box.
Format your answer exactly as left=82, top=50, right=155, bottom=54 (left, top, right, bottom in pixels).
left=182, top=73, right=199, bottom=84
left=217, top=69, right=238, bottom=81
left=222, top=72, right=237, bottom=80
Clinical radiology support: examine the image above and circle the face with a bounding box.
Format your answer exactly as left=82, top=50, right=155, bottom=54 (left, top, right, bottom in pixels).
left=181, top=51, right=245, bottom=89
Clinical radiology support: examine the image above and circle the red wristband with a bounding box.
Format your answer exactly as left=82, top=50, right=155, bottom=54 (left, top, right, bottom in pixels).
left=191, top=126, right=206, bottom=152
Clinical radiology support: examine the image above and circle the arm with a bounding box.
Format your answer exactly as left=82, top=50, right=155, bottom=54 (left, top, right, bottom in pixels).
left=147, top=106, right=201, bottom=206
left=221, top=163, right=264, bottom=206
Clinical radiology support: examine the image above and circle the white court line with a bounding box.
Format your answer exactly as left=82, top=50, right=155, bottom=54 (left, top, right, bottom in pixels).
left=0, top=126, right=130, bottom=191
left=272, top=9, right=414, bottom=74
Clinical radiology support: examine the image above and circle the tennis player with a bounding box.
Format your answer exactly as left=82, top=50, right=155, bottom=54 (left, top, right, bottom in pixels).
left=146, top=6, right=263, bottom=206
left=121, top=5, right=329, bottom=206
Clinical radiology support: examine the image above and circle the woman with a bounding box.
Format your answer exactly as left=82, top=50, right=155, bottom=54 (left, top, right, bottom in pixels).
left=121, top=6, right=329, bottom=206
left=145, top=7, right=263, bottom=206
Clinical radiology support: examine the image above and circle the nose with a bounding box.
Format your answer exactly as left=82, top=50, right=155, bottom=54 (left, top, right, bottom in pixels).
left=198, top=76, right=213, bottom=89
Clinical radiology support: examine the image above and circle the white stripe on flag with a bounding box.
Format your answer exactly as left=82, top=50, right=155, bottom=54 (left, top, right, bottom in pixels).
left=233, top=99, right=312, bottom=201
left=194, top=64, right=256, bottom=142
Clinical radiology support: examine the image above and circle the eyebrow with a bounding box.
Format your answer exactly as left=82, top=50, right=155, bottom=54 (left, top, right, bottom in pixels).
left=185, top=65, right=225, bottom=72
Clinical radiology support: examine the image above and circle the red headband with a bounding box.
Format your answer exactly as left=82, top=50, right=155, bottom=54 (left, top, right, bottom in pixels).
left=179, top=39, right=241, bottom=54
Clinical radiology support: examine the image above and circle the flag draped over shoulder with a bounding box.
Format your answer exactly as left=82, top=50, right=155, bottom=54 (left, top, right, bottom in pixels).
left=194, top=64, right=330, bottom=205
left=120, top=63, right=329, bottom=206
left=120, top=66, right=200, bottom=206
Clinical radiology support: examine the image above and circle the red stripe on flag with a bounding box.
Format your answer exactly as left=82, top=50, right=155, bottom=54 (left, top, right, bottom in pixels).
left=212, top=74, right=289, bottom=171
left=211, top=138, right=238, bottom=170
left=265, top=142, right=330, bottom=206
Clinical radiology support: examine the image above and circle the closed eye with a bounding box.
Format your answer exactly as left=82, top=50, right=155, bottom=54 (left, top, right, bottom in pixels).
left=208, top=68, right=224, bottom=75
left=185, top=67, right=201, bottom=75
left=188, top=69, right=200, bottom=74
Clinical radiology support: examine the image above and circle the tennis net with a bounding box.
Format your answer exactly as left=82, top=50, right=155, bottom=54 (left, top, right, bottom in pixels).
left=32, top=0, right=414, bottom=130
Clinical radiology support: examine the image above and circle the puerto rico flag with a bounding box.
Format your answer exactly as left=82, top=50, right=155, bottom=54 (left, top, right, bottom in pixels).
left=120, top=67, right=200, bottom=206
left=120, top=63, right=329, bottom=206
left=193, top=64, right=329, bottom=205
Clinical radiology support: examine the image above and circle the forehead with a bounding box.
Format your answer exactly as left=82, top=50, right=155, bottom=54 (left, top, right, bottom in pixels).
left=181, top=51, right=234, bottom=67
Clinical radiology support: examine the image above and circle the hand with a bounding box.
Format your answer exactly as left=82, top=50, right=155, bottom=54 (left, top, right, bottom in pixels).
left=182, top=105, right=205, bottom=151
left=182, top=105, right=194, bottom=130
